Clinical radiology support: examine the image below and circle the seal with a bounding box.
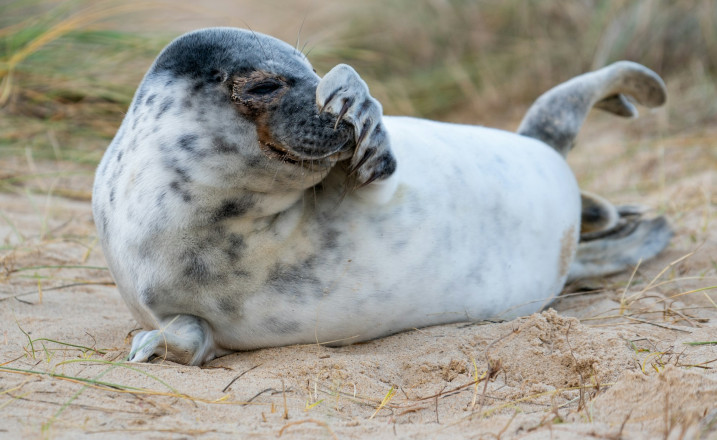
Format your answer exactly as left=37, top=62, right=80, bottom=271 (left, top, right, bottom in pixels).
left=92, top=27, right=672, bottom=365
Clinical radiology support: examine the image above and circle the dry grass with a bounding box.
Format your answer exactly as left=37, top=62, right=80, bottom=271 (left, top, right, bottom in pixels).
left=309, top=0, right=717, bottom=126
left=1, top=0, right=716, bottom=439
left=0, top=1, right=168, bottom=168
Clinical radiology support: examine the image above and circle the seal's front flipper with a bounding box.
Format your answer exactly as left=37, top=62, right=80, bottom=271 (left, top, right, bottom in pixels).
left=317, top=64, right=397, bottom=190
left=518, top=61, right=667, bottom=156
left=128, top=315, right=217, bottom=366
left=569, top=213, right=673, bottom=282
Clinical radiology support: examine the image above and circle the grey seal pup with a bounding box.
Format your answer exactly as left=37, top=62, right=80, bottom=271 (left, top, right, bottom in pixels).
left=92, top=27, right=671, bottom=365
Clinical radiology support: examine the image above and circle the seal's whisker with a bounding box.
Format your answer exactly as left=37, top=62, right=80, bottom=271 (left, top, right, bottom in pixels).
left=242, top=21, right=270, bottom=61
left=300, top=40, right=311, bottom=57
left=269, top=159, right=283, bottom=189
left=337, top=167, right=355, bottom=205
left=309, top=162, right=324, bottom=210
left=295, top=14, right=308, bottom=51
left=303, top=44, right=317, bottom=59
left=311, top=179, right=318, bottom=210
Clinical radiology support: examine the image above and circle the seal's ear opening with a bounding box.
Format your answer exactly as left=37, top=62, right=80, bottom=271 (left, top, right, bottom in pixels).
left=210, top=69, right=228, bottom=84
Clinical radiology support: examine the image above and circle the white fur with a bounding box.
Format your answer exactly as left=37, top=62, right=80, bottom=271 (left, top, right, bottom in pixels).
left=92, top=29, right=583, bottom=364
left=219, top=118, right=580, bottom=349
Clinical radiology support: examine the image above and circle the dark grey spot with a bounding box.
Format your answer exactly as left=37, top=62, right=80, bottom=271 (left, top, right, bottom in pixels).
left=375, top=152, right=397, bottom=178
left=95, top=208, right=108, bottom=234
left=268, top=259, right=321, bottom=297
left=212, top=136, right=239, bottom=154
left=156, top=97, right=174, bottom=119
left=129, top=134, right=140, bottom=151
left=183, top=250, right=210, bottom=282
left=245, top=155, right=263, bottom=168
left=138, top=239, right=154, bottom=259
left=233, top=269, right=250, bottom=278
left=217, top=297, right=237, bottom=313
left=131, top=88, right=146, bottom=114
left=174, top=166, right=191, bottom=183
left=140, top=286, right=158, bottom=307
left=169, top=181, right=192, bottom=203
left=212, top=197, right=253, bottom=222
left=322, top=228, right=340, bottom=249
left=263, top=317, right=300, bottom=334
left=178, top=133, right=199, bottom=153
left=191, top=81, right=204, bottom=94
left=224, top=233, right=246, bottom=262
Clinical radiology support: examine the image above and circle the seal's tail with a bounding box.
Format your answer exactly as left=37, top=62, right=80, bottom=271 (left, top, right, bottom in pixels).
left=517, top=61, right=666, bottom=157
left=517, top=61, right=671, bottom=281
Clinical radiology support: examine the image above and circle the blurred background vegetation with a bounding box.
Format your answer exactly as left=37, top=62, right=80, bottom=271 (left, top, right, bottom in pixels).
left=0, top=0, right=715, bottom=167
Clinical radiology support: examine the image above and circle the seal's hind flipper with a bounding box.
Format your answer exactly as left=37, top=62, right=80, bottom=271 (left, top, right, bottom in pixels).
left=518, top=61, right=667, bottom=156
left=579, top=191, right=653, bottom=238
left=519, top=62, right=672, bottom=280
left=580, top=191, right=620, bottom=236
left=594, top=94, right=638, bottom=117
left=568, top=213, right=673, bottom=282
left=572, top=191, right=672, bottom=281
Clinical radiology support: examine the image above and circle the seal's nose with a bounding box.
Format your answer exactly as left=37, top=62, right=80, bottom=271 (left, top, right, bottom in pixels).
left=265, top=79, right=357, bottom=160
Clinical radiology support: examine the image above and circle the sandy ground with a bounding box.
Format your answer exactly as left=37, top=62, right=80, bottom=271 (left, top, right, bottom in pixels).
left=1, top=114, right=716, bottom=439
left=2, top=2, right=717, bottom=439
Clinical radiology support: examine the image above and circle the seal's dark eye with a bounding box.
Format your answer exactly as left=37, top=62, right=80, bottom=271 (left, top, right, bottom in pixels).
left=247, top=81, right=282, bottom=95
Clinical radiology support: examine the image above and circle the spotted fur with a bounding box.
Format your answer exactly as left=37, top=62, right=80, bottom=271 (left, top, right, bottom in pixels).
left=92, top=28, right=670, bottom=365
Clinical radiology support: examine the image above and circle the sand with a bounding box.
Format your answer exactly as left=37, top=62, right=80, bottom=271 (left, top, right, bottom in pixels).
left=1, top=114, right=716, bottom=439
left=1, top=2, right=716, bottom=437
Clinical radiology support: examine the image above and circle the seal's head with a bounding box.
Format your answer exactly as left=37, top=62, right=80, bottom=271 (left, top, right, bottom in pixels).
left=136, top=27, right=355, bottom=192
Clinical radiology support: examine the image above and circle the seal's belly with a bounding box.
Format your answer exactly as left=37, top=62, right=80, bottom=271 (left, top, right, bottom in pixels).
left=215, top=118, right=580, bottom=349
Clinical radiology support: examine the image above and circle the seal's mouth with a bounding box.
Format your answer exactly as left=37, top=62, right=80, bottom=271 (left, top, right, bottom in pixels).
left=259, top=139, right=353, bottom=166
left=260, top=141, right=302, bottom=164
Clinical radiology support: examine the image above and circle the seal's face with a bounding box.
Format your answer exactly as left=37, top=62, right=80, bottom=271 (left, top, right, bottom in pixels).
left=230, top=68, right=354, bottom=166
left=146, top=28, right=355, bottom=191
